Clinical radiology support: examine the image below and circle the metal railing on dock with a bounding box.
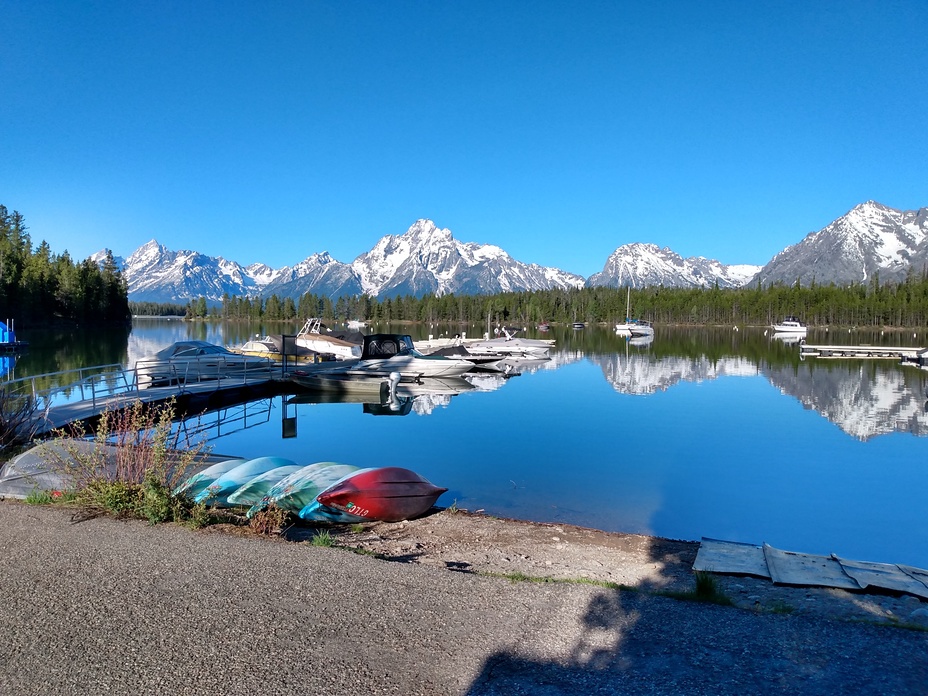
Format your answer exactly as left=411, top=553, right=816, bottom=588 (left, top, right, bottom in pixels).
left=3, top=360, right=282, bottom=436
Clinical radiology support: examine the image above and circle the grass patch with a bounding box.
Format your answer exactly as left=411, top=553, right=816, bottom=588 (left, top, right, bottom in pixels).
left=310, top=528, right=335, bottom=547
left=766, top=599, right=796, bottom=615
left=480, top=570, right=634, bottom=592
left=659, top=571, right=733, bottom=606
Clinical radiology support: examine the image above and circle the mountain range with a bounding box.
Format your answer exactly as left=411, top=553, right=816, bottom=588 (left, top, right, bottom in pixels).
left=98, top=200, right=927, bottom=304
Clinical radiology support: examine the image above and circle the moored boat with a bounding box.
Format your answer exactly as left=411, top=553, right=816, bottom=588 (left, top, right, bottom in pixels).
left=615, top=288, right=654, bottom=337
left=335, top=333, right=475, bottom=378
left=294, top=318, right=362, bottom=360
left=135, top=340, right=274, bottom=389
left=465, top=328, right=554, bottom=358
left=772, top=317, right=808, bottom=334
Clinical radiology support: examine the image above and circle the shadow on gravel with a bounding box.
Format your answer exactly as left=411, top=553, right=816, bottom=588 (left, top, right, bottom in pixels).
left=463, top=543, right=928, bottom=696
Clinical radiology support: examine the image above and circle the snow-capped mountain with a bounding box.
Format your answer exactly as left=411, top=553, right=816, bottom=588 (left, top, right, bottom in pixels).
left=103, top=201, right=927, bottom=304
left=586, top=243, right=760, bottom=289
left=114, top=220, right=586, bottom=304
left=755, top=201, right=928, bottom=286
left=120, top=240, right=291, bottom=303
left=350, top=219, right=585, bottom=298
left=262, top=252, right=362, bottom=300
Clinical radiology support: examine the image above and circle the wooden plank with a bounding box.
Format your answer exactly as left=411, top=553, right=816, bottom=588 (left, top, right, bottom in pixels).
left=835, top=556, right=928, bottom=600
left=763, top=543, right=861, bottom=589
left=693, top=538, right=771, bottom=578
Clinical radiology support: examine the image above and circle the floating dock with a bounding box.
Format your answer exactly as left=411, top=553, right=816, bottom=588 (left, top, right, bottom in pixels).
left=799, top=343, right=927, bottom=364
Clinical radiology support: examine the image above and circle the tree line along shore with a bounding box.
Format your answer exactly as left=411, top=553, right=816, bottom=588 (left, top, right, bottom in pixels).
left=154, top=275, right=928, bottom=330
left=5, top=204, right=928, bottom=329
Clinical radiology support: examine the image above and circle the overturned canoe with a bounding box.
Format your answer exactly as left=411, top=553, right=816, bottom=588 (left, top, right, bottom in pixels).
left=246, top=462, right=359, bottom=518
left=311, top=466, right=447, bottom=523
left=193, top=456, right=299, bottom=506
left=173, top=458, right=248, bottom=499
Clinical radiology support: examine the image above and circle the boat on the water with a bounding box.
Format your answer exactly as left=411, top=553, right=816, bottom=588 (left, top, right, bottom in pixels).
left=294, top=318, right=362, bottom=360
left=325, top=333, right=475, bottom=378
left=135, top=340, right=274, bottom=388
left=237, top=334, right=322, bottom=362
left=615, top=288, right=654, bottom=337
left=465, top=327, right=555, bottom=358
left=772, top=317, right=808, bottom=334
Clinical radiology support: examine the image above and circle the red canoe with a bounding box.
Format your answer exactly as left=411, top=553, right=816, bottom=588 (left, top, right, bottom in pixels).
left=315, top=466, right=448, bottom=522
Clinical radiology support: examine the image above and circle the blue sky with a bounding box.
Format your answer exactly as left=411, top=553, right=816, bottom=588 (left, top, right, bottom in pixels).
left=2, top=1, right=926, bottom=277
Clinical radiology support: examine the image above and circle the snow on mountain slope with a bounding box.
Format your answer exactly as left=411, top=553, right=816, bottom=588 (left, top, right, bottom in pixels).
left=756, top=201, right=928, bottom=286
left=587, top=243, right=760, bottom=289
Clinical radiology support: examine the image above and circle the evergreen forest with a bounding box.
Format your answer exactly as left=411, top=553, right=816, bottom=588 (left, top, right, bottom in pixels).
left=174, top=272, right=928, bottom=329
left=0, top=206, right=130, bottom=326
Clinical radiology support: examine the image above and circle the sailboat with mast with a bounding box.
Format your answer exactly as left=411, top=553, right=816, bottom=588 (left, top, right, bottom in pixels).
left=615, top=288, right=654, bottom=338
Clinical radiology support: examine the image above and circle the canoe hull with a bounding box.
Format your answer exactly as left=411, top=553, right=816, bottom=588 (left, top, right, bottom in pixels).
left=314, top=466, right=447, bottom=522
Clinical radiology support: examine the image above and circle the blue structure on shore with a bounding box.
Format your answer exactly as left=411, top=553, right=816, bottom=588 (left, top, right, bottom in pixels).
left=0, top=320, right=27, bottom=353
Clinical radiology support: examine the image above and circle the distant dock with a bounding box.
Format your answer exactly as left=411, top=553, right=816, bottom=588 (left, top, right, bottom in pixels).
left=799, top=343, right=928, bottom=365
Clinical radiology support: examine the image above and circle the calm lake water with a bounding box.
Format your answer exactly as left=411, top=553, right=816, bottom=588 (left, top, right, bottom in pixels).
left=8, top=319, right=928, bottom=569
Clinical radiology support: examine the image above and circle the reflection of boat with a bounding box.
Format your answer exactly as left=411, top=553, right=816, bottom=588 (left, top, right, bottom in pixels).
left=628, top=334, right=654, bottom=348
left=135, top=340, right=273, bottom=388
left=772, top=317, right=808, bottom=334
left=615, top=288, right=653, bottom=337
left=294, top=318, right=362, bottom=360
left=773, top=332, right=804, bottom=346
left=289, top=373, right=475, bottom=401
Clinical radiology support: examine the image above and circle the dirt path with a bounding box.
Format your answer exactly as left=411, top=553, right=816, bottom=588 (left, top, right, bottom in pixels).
left=277, top=510, right=928, bottom=628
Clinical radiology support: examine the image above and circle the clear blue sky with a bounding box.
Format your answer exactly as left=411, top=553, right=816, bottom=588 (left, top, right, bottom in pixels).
left=2, top=1, right=926, bottom=277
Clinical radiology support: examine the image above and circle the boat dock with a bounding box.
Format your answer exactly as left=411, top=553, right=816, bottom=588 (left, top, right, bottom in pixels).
left=799, top=343, right=928, bottom=364
left=5, top=363, right=290, bottom=436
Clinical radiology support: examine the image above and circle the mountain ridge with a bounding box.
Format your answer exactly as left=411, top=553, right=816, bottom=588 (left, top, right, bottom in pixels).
left=96, top=201, right=926, bottom=304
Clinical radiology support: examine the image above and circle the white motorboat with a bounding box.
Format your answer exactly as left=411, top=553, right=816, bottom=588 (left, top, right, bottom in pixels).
left=465, top=328, right=555, bottom=358
left=294, top=318, right=362, bottom=360
left=772, top=317, right=808, bottom=334
left=135, top=340, right=273, bottom=389
left=312, top=333, right=475, bottom=378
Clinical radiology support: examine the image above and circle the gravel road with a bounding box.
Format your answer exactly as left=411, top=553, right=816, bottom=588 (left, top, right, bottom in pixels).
left=1, top=503, right=926, bottom=695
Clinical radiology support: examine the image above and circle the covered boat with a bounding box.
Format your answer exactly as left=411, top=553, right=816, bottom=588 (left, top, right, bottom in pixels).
left=135, top=340, right=273, bottom=388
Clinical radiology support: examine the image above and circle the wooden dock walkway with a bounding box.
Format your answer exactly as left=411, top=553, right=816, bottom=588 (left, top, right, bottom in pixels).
left=26, top=370, right=289, bottom=436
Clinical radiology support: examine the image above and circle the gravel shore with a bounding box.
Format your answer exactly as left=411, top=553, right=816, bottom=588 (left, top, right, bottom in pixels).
left=1, top=502, right=926, bottom=695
